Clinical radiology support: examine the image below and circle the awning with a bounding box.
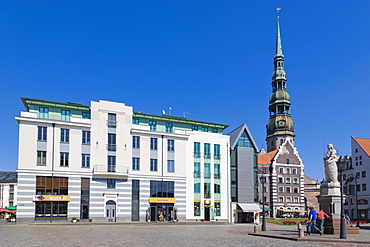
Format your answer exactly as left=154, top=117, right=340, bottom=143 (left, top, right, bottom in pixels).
left=5, top=205, right=16, bottom=210
left=238, top=203, right=262, bottom=213
left=277, top=209, right=305, bottom=213
left=260, top=207, right=271, bottom=211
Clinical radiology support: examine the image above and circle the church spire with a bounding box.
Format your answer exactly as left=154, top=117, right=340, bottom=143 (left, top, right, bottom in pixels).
left=266, top=14, right=295, bottom=152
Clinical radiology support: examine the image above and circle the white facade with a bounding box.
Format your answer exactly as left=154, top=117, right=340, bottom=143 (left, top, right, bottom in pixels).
left=16, top=98, right=230, bottom=223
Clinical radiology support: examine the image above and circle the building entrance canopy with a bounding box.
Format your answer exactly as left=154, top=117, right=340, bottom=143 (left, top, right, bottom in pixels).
left=237, top=203, right=262, bottom=213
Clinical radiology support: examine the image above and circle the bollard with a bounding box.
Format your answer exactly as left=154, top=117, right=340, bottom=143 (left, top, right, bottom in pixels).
left=298, top=222, right=304, bottom=238
left=254, top=224, right=259, bottom=233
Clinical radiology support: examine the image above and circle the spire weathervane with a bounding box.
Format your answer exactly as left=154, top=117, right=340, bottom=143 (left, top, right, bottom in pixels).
left=277, top=7, right=281, bottom=18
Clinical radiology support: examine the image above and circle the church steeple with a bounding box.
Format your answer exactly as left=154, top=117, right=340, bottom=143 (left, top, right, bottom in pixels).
left=266, top=16, right=295, bottom=152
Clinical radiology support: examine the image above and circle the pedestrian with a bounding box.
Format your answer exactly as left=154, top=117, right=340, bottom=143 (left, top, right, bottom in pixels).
left=316, top=209, right=330, bottom=233
left=306, top=206, right=322, bottom=235
left=345, top=214, right=351, bottom=224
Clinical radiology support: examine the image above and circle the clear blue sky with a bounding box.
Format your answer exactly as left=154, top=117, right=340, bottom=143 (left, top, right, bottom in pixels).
left=1, top=1, right=369, bottom=180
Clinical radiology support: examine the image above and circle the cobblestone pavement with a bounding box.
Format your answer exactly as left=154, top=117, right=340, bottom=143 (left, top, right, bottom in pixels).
left=0, top=221, right=327, bottom=247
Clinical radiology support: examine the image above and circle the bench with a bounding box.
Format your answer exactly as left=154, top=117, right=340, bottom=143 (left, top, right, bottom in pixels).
left=283, top=221, right=296, bottom=225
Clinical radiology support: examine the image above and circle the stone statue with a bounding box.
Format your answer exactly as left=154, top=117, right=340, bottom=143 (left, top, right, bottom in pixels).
left=324, top=143, right=340, bottom=184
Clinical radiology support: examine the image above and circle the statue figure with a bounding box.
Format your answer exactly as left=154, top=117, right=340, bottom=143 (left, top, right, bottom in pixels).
left=324, top=143, right=340, bottom=184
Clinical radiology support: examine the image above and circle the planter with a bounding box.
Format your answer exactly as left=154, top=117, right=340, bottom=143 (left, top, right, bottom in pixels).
left=72, top=220, right=77, bottom=223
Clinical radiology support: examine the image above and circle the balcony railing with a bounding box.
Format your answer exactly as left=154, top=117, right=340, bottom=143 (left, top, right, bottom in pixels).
left=194, top=152, right=201, bottom=158
left=107, top=120, right=117, bottom=128
left=204, top=192, right=212, bottom=199
left=214, top=154, right=221, bottom=159
left=204, top=153, right=211, bottom=159
left=93, top=165, right=129, bottom=178
left=204, top=173, right=211, bottom=179
left=107, top=144, right=117, bottom=151
left=193, top=172, right=201, bottom=178
left=214, top=173, right=221, bottom=179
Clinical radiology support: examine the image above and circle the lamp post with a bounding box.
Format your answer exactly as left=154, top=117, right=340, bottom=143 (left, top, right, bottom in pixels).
left=260, top=175, right=266, bottom=231
left=345, top=174, right=360, bottom=228
left=338, top=161, right=347, bottom=239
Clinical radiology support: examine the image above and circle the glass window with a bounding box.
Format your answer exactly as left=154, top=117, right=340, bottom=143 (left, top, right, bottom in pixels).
left=167, top=140, right=174, bottom=152
left=60, top=152, right=69, bottom=167
left=39, top=107, right=49, bottom=119
left=167, top=160, right=174, bottom=173
left=194, top=142, right=200, bottom=158
left=262, top=167, right=267, bottom=174
left=82, top=131, right=90, bottom=144
left=294, top=197, right=299, bottom=203
left=149, top=121, right=156, bottom=131
left=362, top=171, right=366, bottom=178
left=132, top=157, right=140, bottom=171
left=108, top=134, right=116, bottom=151
left=204, top=183, right=211, bottom=198
left=194, top=162, right=200, bottom=178
left=214, top=144, right=220, bottom=159
left=214, top=184, right=220, bottom=193
left=286, top=187, right=291, bottom=193
left=279, top=168, right=284, bottom=174
left=132, top=136, right=140, bottom=149
left=202, top=127, right=208, bottom=132
left=108, top=113, right=117, bottom=127
left=293, top=187, right=299, bottom=193
left=38, top=127, right=47, bottom=141
left=107, top=179, right=116, bottom=189
left=211, top=128, right=218, bottom=133
left=278, top=187, right=284, bottom=193
left=204, top=143, right=210, bottom=159
left=61, top=110, right=70, bottom=121
left=204, top=163, right=210, bottom=178
left=108, top=156, right=116, bottom=172
left=293, top=178, right=299, bottom=184
left=363, top=184, right=367, bottom=191
left=279, top=197, right=284, bottom=202
left=192, top=126, right=198, bottom=131
left=278, top=177, right=283, bottom=183
left=286, top=197, right=292, bottom=203
left=165, top=123, right=173, bottom=133
left=132, top=118, right=139, bottom=124
left=194, top=202, right=200, bottom=216
left=82, top=154, right=90, bottom=168
left=61, top=129, right=70, bottom=143
left=150, top=138, right=157, bottom=150
left=292, top=168, right=297, bottom=174
left=194, top=183, right=200, bottom=193
left=286, top=168, right=291, bottom=174
left=236, top=131, right=252, bottom=148
left=286, top=177, right=291, bottom=184
left=37, top=151, right=47, bottom=166
left=150, top=159, right=157, bottom=172
left=214, top=163, right=220, bottom=179
left=82, top=112, right=90, bottom=119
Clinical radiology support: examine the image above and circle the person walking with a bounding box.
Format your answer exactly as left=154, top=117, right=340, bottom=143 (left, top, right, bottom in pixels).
left=307, top=206, right=322, bottom=235
left=317, top=209, right=330, bottom=233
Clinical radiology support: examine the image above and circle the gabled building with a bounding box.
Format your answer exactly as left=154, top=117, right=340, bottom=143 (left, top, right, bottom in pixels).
left=228, top=124, right=260, bottom=223
left=0, top=172, right=17, bottom=209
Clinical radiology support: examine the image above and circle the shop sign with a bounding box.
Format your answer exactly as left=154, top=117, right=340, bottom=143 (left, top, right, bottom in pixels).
left=33, top=195, right=70, bottom=202
left=149, top=198, right=176, bottom=203
left=33, top=195, right=44, bottom=201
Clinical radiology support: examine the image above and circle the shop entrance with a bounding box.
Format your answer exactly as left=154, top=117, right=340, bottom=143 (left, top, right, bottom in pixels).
left=106, top=200, right=116, bottom=222
left=35, top=202, right=67, bottom=221
left=149, top=203, right=174, bottom=222
left=204, top=207, right=210, bottom=221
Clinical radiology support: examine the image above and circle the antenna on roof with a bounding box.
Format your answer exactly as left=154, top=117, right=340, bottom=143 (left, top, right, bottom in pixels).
left=169, top=107, right=172, bottom=116
left=183, top=112, right=189, bottom=118
left=162, top=110, right=166, bottom=115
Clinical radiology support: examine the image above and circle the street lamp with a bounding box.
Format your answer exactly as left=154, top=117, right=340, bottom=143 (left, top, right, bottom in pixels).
left=345, top=174, right=360, bottom=228
left=338, top=160, right=347, bottom=239
left=260, top=175, right=266, bottom=231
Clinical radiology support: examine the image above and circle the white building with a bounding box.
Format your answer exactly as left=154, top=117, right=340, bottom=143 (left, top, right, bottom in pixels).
left=0, top=172, right=17, bottom=209
left=15, top=98, right=230, bottom=223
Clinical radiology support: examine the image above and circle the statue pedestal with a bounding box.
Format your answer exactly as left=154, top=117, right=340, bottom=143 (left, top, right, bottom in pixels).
left=322, top=218, right=359, bottom=234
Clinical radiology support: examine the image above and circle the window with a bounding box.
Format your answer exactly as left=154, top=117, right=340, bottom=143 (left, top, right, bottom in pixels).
left=149, top=121, right=156, bottom=131
left=286, top=187, right=291, bottom=193
left=9, top=184, right=14, bottom=192
left=204, top=143, right=210, bottom=159
left=214, top=184, right=220, bottom=193
left=357, top=184, right=361, bottom=191
left=150, top=138, right=158, bottom=150
left=192, top=126, right=198, bottom=131
left=278, top=186, right=284, bottom=193
left=36, top=176, right=68, bottom=195
left=194, top=162, right=200, bottom=178
left=279, top=168, right=284, bottom=174
left=39, top=107, right=49, bottom=119
left=107, top=179, right=116, bottom=189
left=214, top=144, right=220, bottom=159
left=211, top=128, right=218, bottom=133
left=262, top=167, right=267, bottom=174
left=194, top=183, right=200, bottom=193
left=37, top=151, right=47, bottom=166
left=360, top=156, right=362, bottom=160
left=132, top=136, right=140, bottom=149
left=279, top=197, right=284, bottom=202
left=356, top=162, right=358, bottom=166
left=194, top=202, right=200, bottom=216
left=150, top=159, right=157, bottom=172
left=278, top=177, right=283, bottom=183
left=204, top=183, right=211, bottom=198
left=362, top=184, right=367, bottom=191
left=294, top=197, right=299, bottom=203
left=356, top=157, right=358, bottom=161
left=292, top=168, right=297, bottom=174
left=263, top=186, right=267, bottom=193
left=293, top=178, right=298, bottom=184
left=286, top=197, right=292, bottom=203
left=150, top=181, right=174, bottom=198
left=61, top=110, right=70, bottom=121
left=167, top=160, right=174, bottom=173
left=108, top=156, right=116, bottom=172
left=343, top=174, right=347, bottom=180
left=362, top=171, right=366, bottom=178
left=60, top=152, right=69, bottom=167
left=355, top=149, right=358, bottom=153
left=82, top=112, right=90, bottom=119
left=356, top=172, right=360, bottom=179
left=132, top=158, right=140, bottom=171
left=202, top=127, right=208, bottom=132
left=194, top=142, right=201, bottom=158
left=286, top=177, right=291, bottom=184
left=108, top=134, right=116, bottom=151
left=107, top=113, right=117, bottom=127
left=82, top=154, right=90, bottom=168
left=165, top=123, right=173, bottom=133
left=214, top=163, right=220, bottom=179
left=293, top=187, right=299, bottom=193
left=82, top=131, right=90, bottom=144
left=286, top=168, right=291, bottom=174
left=214, top=202, right=221, bottom=216
left=360, top=161, right=363, bottom=165
left=132, top=118, right=139, bottom=124
left=61, top=129, right=70, bottom=143
left=38, top=127, right=47, bottom=141
left=204, top=163, right=210, bottom=178
left=167, top=140, right=174, bottom=152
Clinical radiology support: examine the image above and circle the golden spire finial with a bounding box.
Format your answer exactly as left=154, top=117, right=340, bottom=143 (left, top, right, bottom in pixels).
left=277, top=7, right=281, bottom=18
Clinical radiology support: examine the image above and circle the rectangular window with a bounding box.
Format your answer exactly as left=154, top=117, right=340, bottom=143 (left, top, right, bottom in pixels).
left=167, top=160, right=174, bottom=173
left=204, top=163, right=210, bottom=178
left=132, top=136, right=140, bottom=149
left=132, top=118, right=139, bottom=124
left=286, top=187, right=291, bottom=193
left=278, top=187, right=284, bottom=193
left=293, top=178, right=299, bottom=184
left=82, top=154, right=90, bottom=168
left=61, top=129, right=70, bottom=143
left=150, top=159, right=158, bottom=172
left=362, top=171, right=366, bottom=178
left=150, top=138, right=158, bottom=150
left=214, top=144, right=220, bottom=159
left=107, top=179, right=116, bottom=189
left=131, top=180, right=140, bottom=221
left=36, top=176, right=68, bottom=195
left=286, top=168, right=291, bottom=174
left=82, top=131, right=91, bottom=144
left=194, top=162, right=200, bottom=178
left=262, top=167, right=267, bottom=174
left=279, top=168, right=284, bottom=174
left=357, top=184, right=361, bottom=191
left=194, top=142, right=201, bottom=158
left=204, top=143, right=210, bottom=159
left=82, top=112, right=90, bottom=119
left=214, top=184, right=220, bottom=193
left=167, top=140, right=174, bottom=152
left=37, top=151, right=47, bottom=166
left=192, top=126, right=198, bottom=131
left=294, top=197, right=299, bottom=203
left=204, top=183, right=211, bottom=198
left=214, top=163, right=220, bottom=179
left=150, top=181, right=174, bottom=198
left=108, top=134, right=116, bottom=151
left=194, top=183, right=200, bottom=193
left=356, top=172, right=360, bottom=179
left=286, top=197, right=292, bottom=203
left=279, top=197, right=284, bottom=202
left=39, top=107, right=49, bottom=119
left=211, top=128, right=218, bottom=133
left=165, top=123, right=173, bottom=133
left=132, top=157, right=140, bottom=171
left=9, top=184, right=14, bottom=192
left=61, top=110, right=70, bottom=121
left=60, top=152, right=69, bottom=167
left=293, top=187, right=299, bottom=193
left=286, top=177, right=291, bottom=184
left=278, top=177, right=283, bottom=183
left=149, top=121, right=156, bottom=131
left=292, top=168, right=297, bottom=174
left=107, top=113, right=117, bottom=127
left=194, top=202, right=200, bottom=216
left=363, top=184, right=367, bottom=191
left=38, top=127, right=47, bottom=141
left=108, top=156, right=116, bottom=172
left=202, top=127, right=208, bottom=132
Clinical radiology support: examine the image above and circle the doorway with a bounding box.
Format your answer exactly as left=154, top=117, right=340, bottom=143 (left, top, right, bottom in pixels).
left=204, top=207, right=210, bottom=221
left=106, top=200, right=116, bottom=222
left=149, top=203, right=174, bottom=221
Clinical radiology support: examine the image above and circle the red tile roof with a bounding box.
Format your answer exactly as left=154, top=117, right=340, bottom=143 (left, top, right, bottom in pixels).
left=352, top=137, right=370, bottom=157
left=257, top=150, right=278, bottom=164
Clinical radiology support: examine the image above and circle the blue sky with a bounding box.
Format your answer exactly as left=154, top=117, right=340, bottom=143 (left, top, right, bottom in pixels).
left=1, top=1, right=369, bottom=180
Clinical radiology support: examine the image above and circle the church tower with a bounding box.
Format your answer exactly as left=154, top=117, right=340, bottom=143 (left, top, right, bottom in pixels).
left=266, top=16, right=295, bottom=152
